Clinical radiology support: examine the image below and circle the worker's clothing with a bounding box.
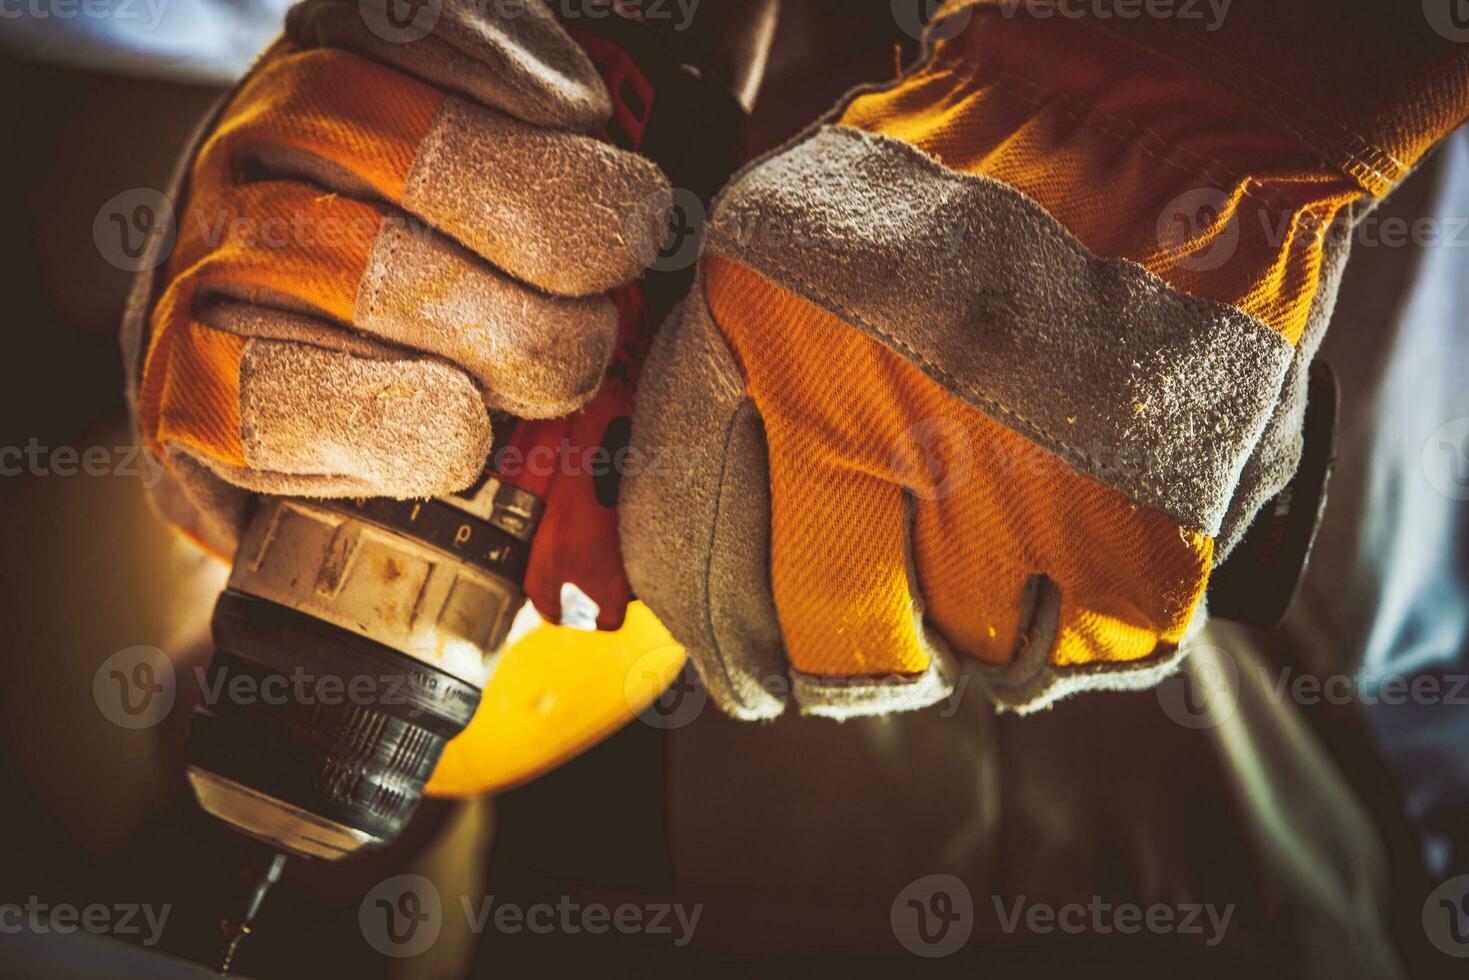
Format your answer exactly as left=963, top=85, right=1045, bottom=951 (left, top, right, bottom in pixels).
left=622, top=0, right=1469, bottom=719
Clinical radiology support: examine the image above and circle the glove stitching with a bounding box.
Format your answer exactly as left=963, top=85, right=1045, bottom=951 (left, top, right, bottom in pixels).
left=697, top=396, right=773, bottom=713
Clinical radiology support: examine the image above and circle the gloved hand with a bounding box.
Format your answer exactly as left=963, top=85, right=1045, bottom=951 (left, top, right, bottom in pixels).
left=621, top=0, right=1469, bottom=718
left=124, top=0, right=669, bottom=569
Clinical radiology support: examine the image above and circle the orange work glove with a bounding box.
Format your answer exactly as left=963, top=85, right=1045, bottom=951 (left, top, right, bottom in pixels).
left=621, top=0, right=1469, bottom=718
left=122, top=0, right=668, bottom=578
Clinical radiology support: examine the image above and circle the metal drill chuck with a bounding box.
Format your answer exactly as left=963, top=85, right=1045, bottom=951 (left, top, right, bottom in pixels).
left=186, top=477, right=543, bottom=860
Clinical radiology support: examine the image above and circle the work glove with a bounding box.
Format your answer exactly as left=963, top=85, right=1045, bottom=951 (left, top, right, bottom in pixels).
left=123, top=0, right=670, bottom=625
left=621, top=0, right=1469, bottom=718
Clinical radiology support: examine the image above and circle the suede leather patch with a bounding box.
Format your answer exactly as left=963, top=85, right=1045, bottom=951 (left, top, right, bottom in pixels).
left=708, top=124, right=1295, bottom=537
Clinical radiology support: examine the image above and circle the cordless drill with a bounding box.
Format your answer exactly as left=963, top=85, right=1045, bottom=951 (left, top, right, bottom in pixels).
left=182, top=4, right=745, bottom=970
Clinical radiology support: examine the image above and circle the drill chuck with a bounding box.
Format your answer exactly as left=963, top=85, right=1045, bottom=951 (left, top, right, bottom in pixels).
left=186, top=480, right=541, bottom=860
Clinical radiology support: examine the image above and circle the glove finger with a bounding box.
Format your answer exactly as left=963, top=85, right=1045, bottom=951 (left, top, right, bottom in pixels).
left=206, top=48, right=669, bottom=296
left=765, top=451, right=957, bottom=718
left=620, top=279, right=788, bottom=720
left=173, top=180, right=617, bottom=418
left=143, top=302, right=491, bottom=498
left=912, top=449, right=1212, bottom=681
left=287, top=0, right=611, bottom=131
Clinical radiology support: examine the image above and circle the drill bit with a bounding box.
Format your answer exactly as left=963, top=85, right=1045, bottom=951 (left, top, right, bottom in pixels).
left=215, top=844, right=286, bottom=975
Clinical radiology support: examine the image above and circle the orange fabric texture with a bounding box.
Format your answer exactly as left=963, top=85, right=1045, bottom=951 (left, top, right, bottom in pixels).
left=840, top=13, right=1361, bottom=347
left=139, top=44, right=444, bottom=465
left=943, top=0, right=1469, bottom=198
left=705, top=254, right=1212, bottom=676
